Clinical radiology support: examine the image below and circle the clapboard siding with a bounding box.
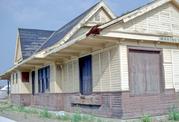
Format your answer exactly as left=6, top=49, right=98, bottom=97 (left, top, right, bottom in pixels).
left=110, top=47, right=121, bottom=91
left=11, top=71, right=31, bottom=94
left=100, top=51, right=110, bottom=91
left=50, top=64, right=57, bottom=93
left=93, top=53, right=101, bottom=91
left=173, top=50, right=179, bottom=91
left=88, top=8, right=112, bottom=24
left=92, top=46, right=121, bottom=92
left=120, top=45, right=129, bottom=91
left=163, top=49, right=173, bottom=89
left=60, top=60, right=79, bottom=93
left=113, top=3, right=179, bottom=35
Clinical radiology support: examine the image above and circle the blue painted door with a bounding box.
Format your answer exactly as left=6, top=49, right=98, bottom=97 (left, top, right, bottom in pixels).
left=79, top=55, right=92, bottom=95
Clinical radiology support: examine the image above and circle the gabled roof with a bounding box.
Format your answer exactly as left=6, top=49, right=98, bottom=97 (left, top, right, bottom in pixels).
left=100, top=0, right=179, bottom=29
left=38, top=1, right=116, bottom=52
left=18, top=28, right=54, bottom=59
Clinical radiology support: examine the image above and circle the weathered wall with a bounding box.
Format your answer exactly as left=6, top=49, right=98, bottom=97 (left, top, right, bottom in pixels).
left=11, top=89, right=178, bottom=119
left=107, top=3, right=179, bottom=36
left=92, top=46, right=121, bottom=92
left=11, top=71, right=31, bottom=94
left=58, top=59, right=80, bottom=93
left=117, top=40, right=179, bottom=91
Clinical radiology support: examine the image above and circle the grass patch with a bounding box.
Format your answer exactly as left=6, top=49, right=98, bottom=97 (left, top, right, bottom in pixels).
left=169, top=106, right=179, bottom=121
left=39, top=108, right=52, bottom=118
left=0, top=102, right=105, bottom=122
left=56, top=113, right=71, bottom=121
left=141, top=115, right=151, bottom=122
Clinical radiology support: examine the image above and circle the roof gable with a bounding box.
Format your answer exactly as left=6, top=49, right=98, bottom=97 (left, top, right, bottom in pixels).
left=100, top=0, right=179, bottom=29
left=103, top=2, right=179, bottom=36
left=18, top=28, right=54, bottom=60
left=87, top=7, right=113, bottom=25
left=38, top=1, right=116, bottom=52
left=14, top=36, right=22, bottom=64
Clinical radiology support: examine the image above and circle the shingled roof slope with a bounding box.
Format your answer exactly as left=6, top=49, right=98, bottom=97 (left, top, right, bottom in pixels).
left=18, top=28, right=54, bottom=59
left=38, top=3, right=99, bottom=51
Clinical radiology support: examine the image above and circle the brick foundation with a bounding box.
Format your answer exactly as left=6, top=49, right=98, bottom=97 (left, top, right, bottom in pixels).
left=10, top=89, right=178, bottom=119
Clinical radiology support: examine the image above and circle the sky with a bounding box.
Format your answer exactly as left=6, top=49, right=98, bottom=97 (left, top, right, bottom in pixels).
left=0, top=0, right=152, bottom=74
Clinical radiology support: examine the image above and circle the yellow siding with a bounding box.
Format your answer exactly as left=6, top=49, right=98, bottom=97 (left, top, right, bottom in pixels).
left=88, top=8, right=111, bottom=24
left=109, top=47, right=121, bottom=91
left=50, top=63, right=58, bottom=93
left=163, top=49, right=174, bottom=89
left=120, top=45, right=129, bottom=91
left=60, top=59, right=79, bottom=93
left=73, top=60, right=80, bottom=92
left=19, top=70, right=31, bottom=94
left=92, top=46, right=121, bottom=92
left=100, top=51, right=110, bottom=91
left=93, top=53, right=101, bottom=91
left=35, top=68, right=39, bottom=94
left=173, top=50, right=179, bottom=91
left=111, top=3, right=179, bottom=36
left=55, top=64, right=63, bottom=93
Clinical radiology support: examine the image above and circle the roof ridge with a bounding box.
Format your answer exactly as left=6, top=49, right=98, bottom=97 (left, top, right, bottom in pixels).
left=36, top=1, right=101, bottom=52
left=18, top=28, right=55, bottom=32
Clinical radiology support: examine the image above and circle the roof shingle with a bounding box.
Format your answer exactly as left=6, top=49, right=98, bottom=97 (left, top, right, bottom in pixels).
left=18, top=28, right=54, bottom=59
left=38, top=2, right=98, bottom=51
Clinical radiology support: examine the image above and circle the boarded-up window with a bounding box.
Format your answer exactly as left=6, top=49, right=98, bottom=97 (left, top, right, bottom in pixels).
left=79, top=55, right=92, bottom=95
left=21, top=72, right=29, bottom=82
left=128, top=48, right=161, bottom=96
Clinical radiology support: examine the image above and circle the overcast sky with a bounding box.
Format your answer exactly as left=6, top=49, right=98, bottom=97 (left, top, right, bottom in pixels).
left=0, top=0, right=152, bottom=74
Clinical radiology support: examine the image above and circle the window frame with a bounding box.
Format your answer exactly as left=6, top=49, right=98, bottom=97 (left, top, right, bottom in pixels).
left=21, top=72, right=30, bottom=83
left=127, top=46, right=164, bottom=97
left=79, top=55, right=93, bottom=95
left=38, top=65, right=50, bottom=93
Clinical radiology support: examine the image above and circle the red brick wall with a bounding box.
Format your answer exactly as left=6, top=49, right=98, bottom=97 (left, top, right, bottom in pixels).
left=121, top=89, right=177, bottom=119
left=10, top=89, right=178, bottom=119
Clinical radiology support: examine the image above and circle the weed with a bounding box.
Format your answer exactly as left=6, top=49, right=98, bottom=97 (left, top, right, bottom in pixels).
left=39, top=108, right=52, bottom=118
left=17, top=105, right=26, bottom=112
left=71, top=112, right=82, bottom=122
left=141, top=115, right=151, bottom=122
left=56, top=113, right=71, bottom=121
left=168, top=106, right=179, bottom=121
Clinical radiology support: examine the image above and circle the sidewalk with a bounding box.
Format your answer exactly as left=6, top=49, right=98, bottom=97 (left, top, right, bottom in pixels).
left=0, top=116, right=16, bottom=122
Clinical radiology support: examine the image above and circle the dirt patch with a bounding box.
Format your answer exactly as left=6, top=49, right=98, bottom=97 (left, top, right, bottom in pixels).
left=0, top=111, right=64, bottom=122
